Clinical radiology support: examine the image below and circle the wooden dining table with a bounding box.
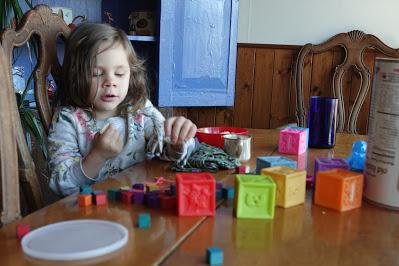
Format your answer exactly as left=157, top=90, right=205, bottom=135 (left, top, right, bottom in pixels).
left=0, top=129, right=398, bottom=266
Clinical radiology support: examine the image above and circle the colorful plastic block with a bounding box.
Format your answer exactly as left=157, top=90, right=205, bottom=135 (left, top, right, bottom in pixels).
left=261, top=166, right=306, bottom=208
left=121, top=191, right=134, bottom=204
left=159, top=194, right=176, bottom=210
left=278, top=128, right=307, bottom=155
left=314, top=157, right=350, bottom=179
left=256, top=156, right=297, bottom=174
left=79, top=185, right=92, bottom=194
left=107, top=188, right=119, bottom=201
left=287, top=126, right=309, bottom=148
left=16, top=224, right=30, bottom=241
left=236, top=165, right=249, bottom=174
left=234, top=175, right=276, bottom=219
left=176, top=173, right=216, bottom=216
left=315, top=169, right=364, bottom=211
left=132, top=183, right=145, bottom=191
left=93, top=192, right=107, bottom=205
left=222, top=187, right=235, bottom=200
left=206, top=247, right=223, bottom=265
left=78, top=194, right=92, bottom=207
left=133, top=191, right=145, bottom=204
left=138, top=213, right=151, bottom=229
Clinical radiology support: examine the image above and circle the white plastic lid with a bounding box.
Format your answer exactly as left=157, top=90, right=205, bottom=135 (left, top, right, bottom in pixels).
left=21, top=219, right=128, bottom=261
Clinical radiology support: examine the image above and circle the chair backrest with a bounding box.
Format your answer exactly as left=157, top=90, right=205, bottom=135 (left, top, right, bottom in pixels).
left=293, top=30, right=399, bottom=134
left=0, top=5, right=70, bottom=225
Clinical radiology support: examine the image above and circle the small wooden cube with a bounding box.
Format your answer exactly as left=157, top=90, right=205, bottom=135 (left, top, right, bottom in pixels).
left=234, top=175, right=276, bottom=219
left=278, top=128, right=307, bottom=155
left=315, top=169, right=364, bottom=211
left=132, top=183, right=145, bottom=191
left=236, top=165, right=248, bottom=174
left=222, top=187, right=235, bottom=200
left=138, top=213, right=151, bottom=229
left=133, top=190, right=145, bottom=204
left=261, top=166, right=306, bottom=208
left=206, top=247, right=224, bottom=265
left=176, top=173, right=216, bottom=216
left=107, top=188, right=119, bottom=201
left=78, top=194, right=92, bottom=207
left=16, top=224, right=30, bottom=241
left=121, top=191, right=134, bottom=204
left=256, top=156, right=297, bottom=174
left=79, top=185, right=92, bottom=194
left=93, top=192, right=107, bottom=205
left=215, top=189, right=223, bottom=201
left=159, top=194, right=176, bottom=210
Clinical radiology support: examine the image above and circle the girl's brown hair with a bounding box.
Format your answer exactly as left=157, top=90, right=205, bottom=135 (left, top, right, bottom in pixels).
left=55, top=23, right=148, bottom=113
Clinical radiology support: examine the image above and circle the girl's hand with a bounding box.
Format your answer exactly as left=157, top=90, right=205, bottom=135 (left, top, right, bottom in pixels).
left=164, top=116, right=197, bottom=146
left=91, top=125, right=124, bottom=160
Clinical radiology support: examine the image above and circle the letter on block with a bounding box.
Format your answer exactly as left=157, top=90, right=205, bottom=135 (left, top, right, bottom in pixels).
left=176, top=173, right=216, bottom=216
left=234, top=175, right=276, bottom=219
left=261, top=166, right=306, bottom=208
left=278, top=128, right=307, bottom=155
left=315, top=169, right=364, bottom=211
left=256, top=156, right=297, bottom=174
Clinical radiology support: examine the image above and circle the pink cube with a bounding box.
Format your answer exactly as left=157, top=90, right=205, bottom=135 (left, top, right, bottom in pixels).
left=278, top=128, right=307, bottom=155
left=176, top=173, right=216, bottom=216
left=93, top=193, right=107, bottom=205
left=16, top=224, right=30, bottom=241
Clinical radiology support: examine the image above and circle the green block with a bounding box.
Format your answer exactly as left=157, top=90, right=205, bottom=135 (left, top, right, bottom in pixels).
left=234, top=174, right=276, bottom=219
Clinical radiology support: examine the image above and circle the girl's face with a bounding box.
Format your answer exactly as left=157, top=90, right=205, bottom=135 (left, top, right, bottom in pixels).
left=90, top=41, right=130, bottom=120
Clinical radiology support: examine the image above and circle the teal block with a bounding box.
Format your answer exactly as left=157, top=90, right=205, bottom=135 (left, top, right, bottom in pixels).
left=107, top=188, right=119, bottom=201
left=207, top=247, right=223, bottom=265
left=235, top=175, right=276, bottom=219
left=256, top=156, right=297, bottom=174
left=215, top=189, right=223, bottom=201
left=79, top=185, right=92, bottom=194
left=222, top=187, right=235, bottom=199
left=138, top=213, right=151, bottom=229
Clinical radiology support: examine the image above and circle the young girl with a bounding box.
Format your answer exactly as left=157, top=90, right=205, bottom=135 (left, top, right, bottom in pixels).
left=48, top=23, right=197, bottom=196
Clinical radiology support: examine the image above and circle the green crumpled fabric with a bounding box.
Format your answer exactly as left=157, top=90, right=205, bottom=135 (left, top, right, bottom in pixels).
left=171, top=143, right=239, bottom=172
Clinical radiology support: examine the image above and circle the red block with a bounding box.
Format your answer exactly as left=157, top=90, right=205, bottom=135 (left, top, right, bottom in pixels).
left=16, top=224, right=30, bottom=241
left=78, top=194, right=92, bottom=207
left=93, top=193, right=107, bottom=205
left=160, top=194, right=176, bottom=210
left=236, top=165, right=247, bottom=174
left=121, top=191, right=134, bottom=204
left=176, top=173, right=216, bottom=216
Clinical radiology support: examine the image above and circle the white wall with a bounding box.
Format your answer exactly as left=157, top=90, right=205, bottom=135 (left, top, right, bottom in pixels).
left=238, top=0, right=399, bottom=47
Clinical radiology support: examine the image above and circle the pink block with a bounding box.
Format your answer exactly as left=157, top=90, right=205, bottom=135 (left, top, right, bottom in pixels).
left=16, top=224, right=30, bottom=241
left=278, top=128, right=307, bottom=155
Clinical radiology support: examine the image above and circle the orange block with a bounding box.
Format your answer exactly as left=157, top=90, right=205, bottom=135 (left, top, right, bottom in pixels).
left=78, top=194, right=92, bottom=207
left=315, top=169, right=363, bottom=211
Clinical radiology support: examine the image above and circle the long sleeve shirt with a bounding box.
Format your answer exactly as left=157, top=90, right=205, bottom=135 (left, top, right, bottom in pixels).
left=48, top=100, right=195, bottom=196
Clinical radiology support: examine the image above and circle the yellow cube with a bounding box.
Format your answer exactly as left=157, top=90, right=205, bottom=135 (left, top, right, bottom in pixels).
left=261, top=166, right=306, bottom=208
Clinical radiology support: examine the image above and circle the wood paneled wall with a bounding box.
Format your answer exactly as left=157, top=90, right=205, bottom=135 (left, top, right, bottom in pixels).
left=160, top=43, right=382, bottom=134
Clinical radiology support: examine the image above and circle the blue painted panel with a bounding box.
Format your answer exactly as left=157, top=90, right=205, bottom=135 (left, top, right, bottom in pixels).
left=158, top=0, right=239, bottom=107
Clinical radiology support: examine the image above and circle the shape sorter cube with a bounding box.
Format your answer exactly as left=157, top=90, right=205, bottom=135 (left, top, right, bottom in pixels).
left=16, top=224, right=30, bottom=241
left=315, top=169, right=364, bottom=212
left=234, top=175, right=276, bottom=219
left=288, top=126, right=309, bottom=148
left=138, top=213, right=151, bottom=229
left=256, top=156, right=297, bottom=174
left=314, top=157, right=350, bottom=179
left=278, top=128, right=307, bottom=155
left=176, top=173, right=216, bottom=216
left=78, top=194, right=92, bottom=207
left=261, top=166, right=306, bottom=208
left=206, top=247, right=223, bottom=265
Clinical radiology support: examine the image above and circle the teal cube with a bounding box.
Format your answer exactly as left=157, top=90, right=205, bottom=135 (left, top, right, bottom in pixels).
left=206, top=247, right=223, bottom=265
left=107, top=188, right=119, bottom=201
left=138, top=213, right=151, bottom=229
left=234, top=175, right=276, bottom=219
left=256, top=156, right=297, bottom=174
left=79, top=185, right=92, bottom=194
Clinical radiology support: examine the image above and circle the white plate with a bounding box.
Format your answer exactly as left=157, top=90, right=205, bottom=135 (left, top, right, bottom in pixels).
left=21, top=219, right=128, bottom=261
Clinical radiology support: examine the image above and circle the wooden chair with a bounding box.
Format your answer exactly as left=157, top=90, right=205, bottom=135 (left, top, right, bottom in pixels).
left=293, top=30, right=399, bottom=134
left=0, top=5, right=70, bottom=225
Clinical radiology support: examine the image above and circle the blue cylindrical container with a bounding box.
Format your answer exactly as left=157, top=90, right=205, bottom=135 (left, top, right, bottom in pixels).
left=308, top=96, right=338, bottom=148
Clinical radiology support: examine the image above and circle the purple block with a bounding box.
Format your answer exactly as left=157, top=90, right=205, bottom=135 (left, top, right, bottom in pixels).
left=133, top=191, right=145, bottom=204
left=132, top=183, right=145, bottom=191
left=216, top=181, right=224, bottom=189
left=145, top=194, right=161, bottom=208
left=314, top=157, right=350, bottom=179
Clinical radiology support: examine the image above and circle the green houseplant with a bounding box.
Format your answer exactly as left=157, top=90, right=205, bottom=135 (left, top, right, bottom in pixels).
left=0, top=0, right=47, bottom=158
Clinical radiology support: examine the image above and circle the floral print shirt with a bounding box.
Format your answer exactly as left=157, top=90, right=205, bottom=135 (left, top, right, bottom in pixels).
left=48, top=100, right=195, bottom=196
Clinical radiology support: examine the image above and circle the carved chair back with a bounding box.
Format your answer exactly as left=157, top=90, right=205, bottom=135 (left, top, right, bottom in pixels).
left=293, top=30, right=399, bottom=134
